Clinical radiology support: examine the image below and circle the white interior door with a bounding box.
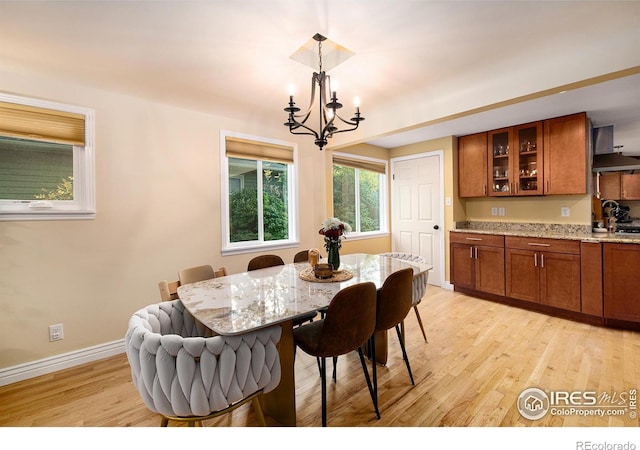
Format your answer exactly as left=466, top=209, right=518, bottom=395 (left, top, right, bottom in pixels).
left=391, top=152, right=443, bottom=286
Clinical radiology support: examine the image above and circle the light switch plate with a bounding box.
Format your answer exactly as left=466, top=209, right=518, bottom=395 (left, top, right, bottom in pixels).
left=561, top=207, right=570, bottom=217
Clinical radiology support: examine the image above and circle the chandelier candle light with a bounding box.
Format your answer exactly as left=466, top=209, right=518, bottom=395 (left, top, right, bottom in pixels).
left=284, top=33, right=364, bottom=150
left=319, top=217, right=351, bottom=270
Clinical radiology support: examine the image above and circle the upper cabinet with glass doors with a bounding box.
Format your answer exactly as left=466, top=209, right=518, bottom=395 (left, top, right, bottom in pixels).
left=514, top=121, right=543, bottom=195
left=487, top=121, right=543, bottom=197
left=488, top=127, right=512, bottom=196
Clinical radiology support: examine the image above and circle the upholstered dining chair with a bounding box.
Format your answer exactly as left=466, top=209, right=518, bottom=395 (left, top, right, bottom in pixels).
left=247, top=254, right=285, bottom=271
left=125, top=299, right=282, bottom=427
left=379, top=252, right=430, bottom=342
left=293, top=250, right=309, bottom=263
left=293, top=282, right=379, bottom=426
left=178, top=264, right=229, bottom=285
left=369, top=267, right=415, bottom=414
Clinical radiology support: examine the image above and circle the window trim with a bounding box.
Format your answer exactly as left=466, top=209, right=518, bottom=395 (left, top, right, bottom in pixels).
left=0, top=92, right=95, bottom=221
left=220, top=130, right=299, bottom=256
left=332, top=152, right=389, bottom=238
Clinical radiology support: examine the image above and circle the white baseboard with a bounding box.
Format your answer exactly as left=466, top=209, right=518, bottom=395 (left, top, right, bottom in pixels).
left=441, top=281, right=454, bottom=290
left=0, top=339, right=125, bottom=387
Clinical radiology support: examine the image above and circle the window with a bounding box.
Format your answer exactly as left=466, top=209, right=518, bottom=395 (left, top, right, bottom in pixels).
left=0, top=93, right=95, bottom=221
left=332, top=152, right=388, bottom=236
left=220, top=131, right=298, bottom=254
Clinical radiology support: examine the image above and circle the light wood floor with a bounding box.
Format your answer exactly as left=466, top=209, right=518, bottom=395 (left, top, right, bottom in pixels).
left=1, top=287, right=639, bottom=427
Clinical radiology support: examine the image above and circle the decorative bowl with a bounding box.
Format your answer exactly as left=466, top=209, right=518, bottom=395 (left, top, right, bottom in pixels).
left=314, top=263, right=333, bottom=279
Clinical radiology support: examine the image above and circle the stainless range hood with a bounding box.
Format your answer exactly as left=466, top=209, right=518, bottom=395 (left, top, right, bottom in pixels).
left=592, top=125, right=640, bottom=172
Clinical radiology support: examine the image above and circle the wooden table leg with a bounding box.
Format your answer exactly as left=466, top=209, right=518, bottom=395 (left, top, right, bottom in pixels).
left=261, top=320, right=296, bottom=426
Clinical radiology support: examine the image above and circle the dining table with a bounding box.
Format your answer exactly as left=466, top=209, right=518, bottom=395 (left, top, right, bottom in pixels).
left=177, top=252, right=432, bottom=426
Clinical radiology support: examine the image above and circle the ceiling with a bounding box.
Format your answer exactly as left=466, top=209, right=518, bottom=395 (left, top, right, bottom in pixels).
left=1, top=1, right=639, bottom=152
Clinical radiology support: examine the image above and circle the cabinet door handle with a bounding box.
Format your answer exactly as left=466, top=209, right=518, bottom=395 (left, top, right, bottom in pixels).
left=528, top=243, right=551, bottom=247
left=534, top=253, right=538, bottom=267
left=546, top=180, right=550, bottom=193
left=465, top=237, right=482, bottom=241
left=474, top=247, right=479, bottom=259
left=470, top=247, right=474, bottom=259
left=483, top=184, right=487, bottom=196
left=541, top=254, right=545, bottom=268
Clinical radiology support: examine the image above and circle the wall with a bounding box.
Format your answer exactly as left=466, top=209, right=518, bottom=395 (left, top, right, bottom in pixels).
left=0, top=69, right=329, bottom=370
left=464, top=195, right=592, bottom=224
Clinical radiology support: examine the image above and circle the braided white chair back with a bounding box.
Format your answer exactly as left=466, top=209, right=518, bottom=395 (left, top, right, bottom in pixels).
left=125, top=300, right=282, bottom=418
left=379, top=252, right=429, bottom=306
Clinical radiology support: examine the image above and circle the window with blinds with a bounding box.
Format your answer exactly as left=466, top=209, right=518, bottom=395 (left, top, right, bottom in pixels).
left=220, top=131, right=298, bottom=254
left=0, top=93, right=95, bottom=221
left=332, top=152, right=388, bottom=235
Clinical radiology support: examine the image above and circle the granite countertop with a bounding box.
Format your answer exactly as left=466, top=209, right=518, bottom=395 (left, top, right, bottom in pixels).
left=452, top=221, right=640, bottom=244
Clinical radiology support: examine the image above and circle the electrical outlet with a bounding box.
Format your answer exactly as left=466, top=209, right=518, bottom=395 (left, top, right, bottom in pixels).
left=49, top=323, right=63, bottom=342
left=561, top=207, right=570, bottom=217
left=491, top=207, right=498, bottom=216
left=498, top=207, right=505, bottom=216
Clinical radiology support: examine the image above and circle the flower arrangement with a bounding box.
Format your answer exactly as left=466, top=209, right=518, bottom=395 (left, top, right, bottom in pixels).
left=319, top=218, right=351, bottom=270
left=318, top=217, right=352, bottom=240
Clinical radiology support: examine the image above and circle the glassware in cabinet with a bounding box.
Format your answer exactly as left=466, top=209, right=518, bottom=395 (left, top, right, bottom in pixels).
left=514, top=122, right=543, bottom=195
left=488, top=128, right=512, bottom=195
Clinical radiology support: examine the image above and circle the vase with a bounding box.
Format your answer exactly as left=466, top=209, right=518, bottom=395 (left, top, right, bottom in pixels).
left=326, top=238, right=341, bottom=270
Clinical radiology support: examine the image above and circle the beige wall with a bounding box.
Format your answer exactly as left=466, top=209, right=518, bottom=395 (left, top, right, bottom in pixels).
left=0, top=69, right=329, bottom=369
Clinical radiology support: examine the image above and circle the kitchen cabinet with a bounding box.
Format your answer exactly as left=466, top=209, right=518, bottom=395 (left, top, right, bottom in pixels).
left=603, top=242, right=640, bottom=322
left=488, top=122, right=543, bottom=196
left=458, top=132, right=488, bottom=197
left=458, top=112, right=587, bottom=198
left=621, top=173, right=640, bottom=200
left=543, top=112, right=588, bottom=195
left=505, top=236, right=581, bottom=312
left=580, top=241, right=603, bottom=317
left=450, top=232, right=505, bottom=296
left=595, top=172, right=640, bottom=200
left=598, top=172, right=621, bottom=200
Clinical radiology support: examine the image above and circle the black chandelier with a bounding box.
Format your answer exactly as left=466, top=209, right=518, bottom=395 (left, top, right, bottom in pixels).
left=283, top=34, right=364, bottom=150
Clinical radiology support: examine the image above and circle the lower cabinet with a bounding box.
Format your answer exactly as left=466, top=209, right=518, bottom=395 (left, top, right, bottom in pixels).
left=450, top=232, right=505, bottom=296
left=450, top=232, right=640, bottom=328
left=603, top=242, right=640, bottom=322
left=505, top=236, right=581, bottom=312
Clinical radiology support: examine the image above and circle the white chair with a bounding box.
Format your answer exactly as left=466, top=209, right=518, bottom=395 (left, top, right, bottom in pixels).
left=125, top=299, right=282, bottom=426
left=379, top=252, right=430, bottom=342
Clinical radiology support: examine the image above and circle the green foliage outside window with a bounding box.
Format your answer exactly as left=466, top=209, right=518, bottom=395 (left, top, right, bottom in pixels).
left=34, top=176, right=74, bottom=201
left=333, top=164, right=381, bottom=233
left=229, top=162, right=288, bottom=242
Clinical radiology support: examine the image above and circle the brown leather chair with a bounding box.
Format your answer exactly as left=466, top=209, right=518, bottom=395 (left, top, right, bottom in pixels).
left=369, top=267, right=415, bottom=413
left=247, top=254, right=285, bottom=271
left=293, top=250, right=309, bottom=263
left=293, top=282, right=379, bottom=426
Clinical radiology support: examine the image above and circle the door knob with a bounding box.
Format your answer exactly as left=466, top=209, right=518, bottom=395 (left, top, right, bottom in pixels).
left=433, top=225, right=439, bottom=230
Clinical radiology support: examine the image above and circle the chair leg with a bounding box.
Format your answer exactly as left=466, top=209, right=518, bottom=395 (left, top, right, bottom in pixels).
left=414, top=305, right=428, bottom=342
left=332, top=356, right=338, bottom=382
left=320, top=356, right=328, bottom=427
left=160, top=416, right=169, bottom=427
left=357, top=344, right=380, bottom=419
left=251, top=397, right=267, bottom=426
left=370, top=333, right=381, bottom=419
left=395, top=324, right=415, bottom=385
